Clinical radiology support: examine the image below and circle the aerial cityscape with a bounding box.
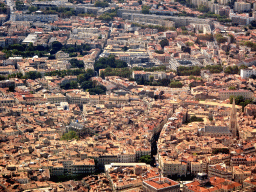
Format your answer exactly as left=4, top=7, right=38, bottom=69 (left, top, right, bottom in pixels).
left=0, top=0, right=256, bottom=191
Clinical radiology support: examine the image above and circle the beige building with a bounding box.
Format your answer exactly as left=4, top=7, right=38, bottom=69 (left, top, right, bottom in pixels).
left=219, top=89, right=254, bottom=100
left=233, top=165, right=251, bottom=183
left=208, top=163, right=232, bottom=180
left=159, top=156, right=187, bottom=177
left=44, top=93, right=67, bottom=104
left=143, top=177, right=180, bottom=192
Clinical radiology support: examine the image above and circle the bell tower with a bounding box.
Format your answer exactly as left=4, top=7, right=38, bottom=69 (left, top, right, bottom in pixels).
left=229, top=98, right=238, bottom=138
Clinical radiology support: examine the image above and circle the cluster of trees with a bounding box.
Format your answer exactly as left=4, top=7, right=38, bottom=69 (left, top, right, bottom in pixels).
left=214, top=33, right=228, bottom=44
left=242, top=41, right=256, bottom=51
left=224, top=65, right=239, bottom=74
left=68, top=0, right=84, bottom=4
left=142, top=5, right=151, bottom=14
left=2, top=41, right=90, bottom=59
left=61, top=131, right=79, bottom=140
left=229, top=86, right=236, bottom=90
left=230, top=96, right=253, bottom=110
left=50, top=174, right=86, bottom=183
left=94, top=55, right=128, bottom=72
left=186, top=115, right=204, bottom=123
left=5, top=72, right=25, bottom=80
left=61, top=44, right=90, bottom=56
left=132, top=23, right=170, bottom=32
left=100, top=67, right=132, bottom=78
left=169, top=80, right=183, bottom=88
left=60, top=81, right=78, bottom=90
left=76, top=69, right=107, bottom=95
left=77, top=69, right=94, bottom=83
left=176, top=11, right=196, bottom=17
left=204, top=65, right=223, bottom=73
left=198, top=5, right=209, bottom=13
left=197, top=34, right=214, bottom=41
left=159, top=39, right=169, bottom=49
left=136, top=77, right=170, bottom=86
left=189, top=75, right=201, bottom=80
left=70, top=59, right=84, bottom=68
left=87, top=84, right=107, bottom=95
left=42, top=7, right=79, bottom=18
left=175, top=0, right=194, bottom=8
left=212, top=148, right=229, bottom=154
left=133, top=66, right=167, bottom=72
left=45, top=68, right=88, bottom=77
left=139, top=155, right=151, bottom=164
left=0, top=3, right=8, bottom=14
left=28, top=6, right=39, bottom=13
left=2, top=43, right=49, bottom=58
left=198, top=12, right=231, bottom=23
left=26, top=71, right=42, bottom=80
left=155, top=50, right=164, bottom=54
left=15, top=0, right=25, bottom=10
left=95, top=1, right=109, bottom=7
left=250, top=74, right=256, bottom=79
left=177, top=66, right=201, bottom=76
left=99, top=9, right=118, bottom=21
left=227, top=0, right=236, bottom=9
left=173, top=64, right=244, bottom=76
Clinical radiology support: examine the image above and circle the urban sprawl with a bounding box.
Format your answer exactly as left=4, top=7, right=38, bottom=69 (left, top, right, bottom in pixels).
left=1, top=0, right=256, bottom=191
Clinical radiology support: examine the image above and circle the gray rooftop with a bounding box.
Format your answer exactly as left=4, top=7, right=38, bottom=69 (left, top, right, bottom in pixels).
left=204, top=126, right=230, bottom=133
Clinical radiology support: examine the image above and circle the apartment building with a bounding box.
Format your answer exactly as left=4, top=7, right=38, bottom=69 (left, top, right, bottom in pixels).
left=143, top=177, right=180, bottom=192
left=51, top=159, right=95, bottom=176
left=0, top=80, right=15, bottom=88
left=191, top=161, right=207, bottom=176
left=11, top=13, right=58, bottom=22
left=241, top=68, right=256, bottom=79
left=234, top=2, right=251, bottom=13
left=159, top=156, right=187, bottom=177
left=132, top=71, right=167, bottom=81
left=208, top=163, right=232, bottom=180
left=44, top=93, right=67, bottom=104
left=219, top=89, right=254, bottom=100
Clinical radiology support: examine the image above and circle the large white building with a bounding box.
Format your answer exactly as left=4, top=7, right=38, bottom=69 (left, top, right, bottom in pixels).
left=234, top=2, right=251, bottom=13
left=169, top=58, right=202, bottom=71
left=241, top=68, right=256, bottom=79
left=11, top=13, right=58, bottom=22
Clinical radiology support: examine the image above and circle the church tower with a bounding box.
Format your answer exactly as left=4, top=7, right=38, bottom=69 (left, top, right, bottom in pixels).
left=229, top=98, right=238, bottom=138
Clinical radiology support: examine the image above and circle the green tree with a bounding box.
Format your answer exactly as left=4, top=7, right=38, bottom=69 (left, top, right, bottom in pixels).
left=139, top=155, right=151, bottom=164
left=215, top=33, right=228, bottom=44
left=204, top=65, right=223, bottom=73
left=229, top=86, right=236, bottom=90
left=95, top=1, right=109, bottom=7
left=212, top=148, right=229, bottom=154
left=189, top=75, right=196, bottom=80
left=159, top=38, right=169, bottom=49
left=94, top=55, right=127, bottom=72
left=70, top=59, right=84, bottom=68
left=60, top=81, right=78, bottom=90
left=25, top=71, right=42, bottom=80
left=8, top=84, right=15, bottom=92
left=169, top=80, right=183, bottom=88
left=229, top=95, right=253, bottom=111
left=198, top=4, right=209, bottom=13
left=81, top=81, right=93, bottom=90
left=15, top=0, right=24, bottom=10
left=142, top=5, right=150, bottom=14
left=61, top=131, right=79, bottom=140
left=51, top=41, right=63, bottom=54
left=224, top=65, right=239, bottom=74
